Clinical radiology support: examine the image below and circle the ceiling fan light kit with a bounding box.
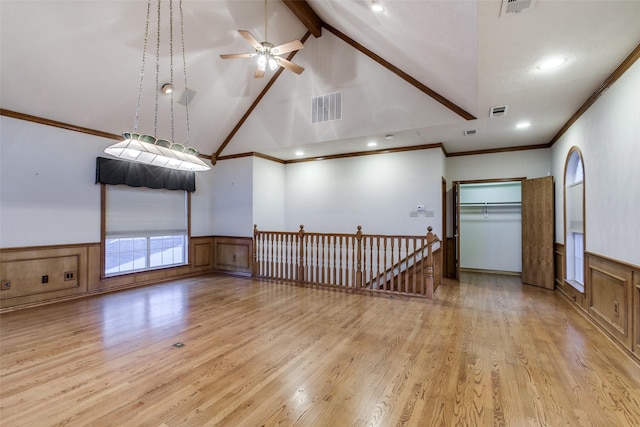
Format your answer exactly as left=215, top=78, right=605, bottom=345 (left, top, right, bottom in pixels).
left=220, top=0, right=305, bottom=78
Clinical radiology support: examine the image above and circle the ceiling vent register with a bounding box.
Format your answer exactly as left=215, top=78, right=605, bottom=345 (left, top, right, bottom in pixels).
left=501, top=0, right=536, bottom=16
left=490, top=105, right=508, bottom=118
left=312, top=91, right=342, bottom=124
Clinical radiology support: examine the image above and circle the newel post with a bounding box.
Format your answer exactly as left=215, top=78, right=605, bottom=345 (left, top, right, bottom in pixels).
left=355, top=225, right=363, bottom=289
left=297, top=225, right=305, bottom=282
left=425, top=226, right=438, bottom=298
left=253, top=224, right=259, bottom=276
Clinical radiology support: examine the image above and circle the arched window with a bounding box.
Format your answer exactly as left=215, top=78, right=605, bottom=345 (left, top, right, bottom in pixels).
left=564, top=148, right=585, bottom=292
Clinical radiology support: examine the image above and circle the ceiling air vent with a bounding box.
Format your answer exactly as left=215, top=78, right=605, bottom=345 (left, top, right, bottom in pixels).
left=501, top=0, right=536, bottom=16
left=312, top=91, right=342, bottom=124
left=464, top=129, right=477, bottom=136
left=178, top=88, right=196, bottom=106
left=490, top=105, right=508, bottom=118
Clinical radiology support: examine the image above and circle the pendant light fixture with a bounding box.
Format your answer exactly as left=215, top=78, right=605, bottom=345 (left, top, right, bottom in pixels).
left=104, top=0, right=210, bottom=172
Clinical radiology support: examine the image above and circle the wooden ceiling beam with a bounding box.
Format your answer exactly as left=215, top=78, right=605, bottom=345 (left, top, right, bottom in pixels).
left=323, top=23, right=476, bottom=121
left=281, top=0, right=323, bottom=38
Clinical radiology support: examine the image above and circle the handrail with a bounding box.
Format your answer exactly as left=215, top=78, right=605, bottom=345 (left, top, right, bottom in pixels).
left=253, top=225, right=442, bottom=298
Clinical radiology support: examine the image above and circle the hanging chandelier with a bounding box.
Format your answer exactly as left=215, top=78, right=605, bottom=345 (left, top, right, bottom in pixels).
left=104, top=0, right=210, bottom=172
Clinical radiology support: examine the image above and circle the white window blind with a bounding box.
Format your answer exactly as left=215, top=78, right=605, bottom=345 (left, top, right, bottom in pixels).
left=106, top=185, right=187, bottom=236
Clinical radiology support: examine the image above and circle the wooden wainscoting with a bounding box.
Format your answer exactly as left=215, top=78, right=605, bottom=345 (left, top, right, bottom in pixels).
left=635, top=272, right=640, bottom=357
left=0, top=236, right=215, bottom=311
left=554, top=246, right=639, bottom=362
left=587, top=254, right=634, bottom=351
left=0, top=245, right=90, bottom=309
left=213, top=236, right=252, bottom=275
left=554, top=243, right=587, bottom=310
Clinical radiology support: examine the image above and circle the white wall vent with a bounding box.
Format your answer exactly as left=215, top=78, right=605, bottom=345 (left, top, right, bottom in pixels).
left=490, top=105, right=508, bottom=118
left=501, top=0, right=536, bottom=16
left=464, top=129, right=477, bottom=136
left=311, top=91, right=342, bottom=124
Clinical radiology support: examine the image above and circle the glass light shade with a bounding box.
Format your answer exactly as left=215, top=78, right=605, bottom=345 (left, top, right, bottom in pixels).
left=104, top=133, right=210, bottom=171
left=257, top=54, right=267, bottom=71
left=268, top=57, right=278, bottom=71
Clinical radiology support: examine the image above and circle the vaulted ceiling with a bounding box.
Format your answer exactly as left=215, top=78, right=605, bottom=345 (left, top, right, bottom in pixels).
left=2, top=0, right=639, bottom=163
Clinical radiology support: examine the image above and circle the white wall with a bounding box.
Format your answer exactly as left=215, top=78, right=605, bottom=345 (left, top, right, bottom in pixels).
left=1, top=117, right=103, bottom=247
left=210, top=156, right=254, bottom=237
left=190, top=167, right=216, bottom=237
left=284, top=149, right=445, bottom=237
left=551, top=60, right=640, bottom=266
left=446, top=148, right=551, bottom=184
left=253, top=157, right=285, bottom=231
left=0, top=116, right=218, bottom=248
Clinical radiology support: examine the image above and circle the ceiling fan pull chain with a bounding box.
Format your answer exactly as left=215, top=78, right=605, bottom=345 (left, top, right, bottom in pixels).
left=264, top=0, right=268, bottom=43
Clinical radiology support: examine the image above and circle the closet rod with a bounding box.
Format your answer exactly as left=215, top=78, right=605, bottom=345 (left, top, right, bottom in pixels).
left=460, top=202, right=521, bottom=207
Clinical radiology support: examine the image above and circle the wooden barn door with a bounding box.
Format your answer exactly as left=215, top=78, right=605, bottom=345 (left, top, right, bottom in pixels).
left=522, top=176, right=555, bottom=289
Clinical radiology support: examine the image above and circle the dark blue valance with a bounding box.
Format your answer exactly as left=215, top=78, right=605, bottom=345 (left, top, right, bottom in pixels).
left=96, top=157, right=196, bottom=192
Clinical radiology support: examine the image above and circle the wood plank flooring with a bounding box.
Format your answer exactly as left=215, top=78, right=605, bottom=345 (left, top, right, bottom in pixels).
left=1, top=272, right=640, bottom=426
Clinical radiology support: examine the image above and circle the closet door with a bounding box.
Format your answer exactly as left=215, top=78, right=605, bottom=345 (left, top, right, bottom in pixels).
left=522, top=176, right=554, bottom=289
left=453, top=182, right=460, bottom=280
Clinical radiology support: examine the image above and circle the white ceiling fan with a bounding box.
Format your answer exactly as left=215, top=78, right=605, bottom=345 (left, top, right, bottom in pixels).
left=220, top=0, right=305, bottom=78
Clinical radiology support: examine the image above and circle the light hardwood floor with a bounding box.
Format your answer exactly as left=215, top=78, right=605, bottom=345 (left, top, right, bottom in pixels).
left=1, top=272, right=640, bottom=426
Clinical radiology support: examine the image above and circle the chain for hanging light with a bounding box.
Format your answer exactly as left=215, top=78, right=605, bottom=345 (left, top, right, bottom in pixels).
left=105, top=0, right=210, bottom=172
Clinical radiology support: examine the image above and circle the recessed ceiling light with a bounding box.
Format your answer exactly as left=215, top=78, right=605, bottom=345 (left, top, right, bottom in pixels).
left=371, top=1, right=385, bottom=13
left=295, top=151, right=304, bottom=156
left=537, top=57, right=566, bottom=70
left=367, top=142, right=377, bottom=147
left=516, top=121, right=531, bottom=129
left=161, top=83, right=173, bottom=94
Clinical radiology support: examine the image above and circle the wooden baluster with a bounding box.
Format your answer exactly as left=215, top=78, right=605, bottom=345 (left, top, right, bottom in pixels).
left=288, top=234, right=293, bottom=280
left=253, top=225, right=259, bottom=276
left=367, top=236, right=375, bottom=287
left=355, top=226, right=363, bottom=289
left=338, top=235, right=343, bottom=286
left=278, top=233, right=284, bottom=279
left=298, top=225, right=305, bottom=283
left=279, top=233, right=284, bottom=279
left=389, top=237, right=395, bottom=292
left=404, top=237, right=409, bottom=293
left=362, top=235, right=368, bottom=287
left=320, top=234, right=327, bottom=283
left=420, top=237, right=426, bottom=295
left=426, top=226, right=436, bottom=298
left=333, top=236, right=340, bottom=285
left=382, top=237, right=388, bottom=291
left=374, top=237, right=380, bottom=290
left=411, top=237, right=419, bottom=294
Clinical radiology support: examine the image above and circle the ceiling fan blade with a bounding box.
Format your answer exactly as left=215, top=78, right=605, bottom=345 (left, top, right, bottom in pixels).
left=275, top=57, right=305, bottom=74
left=238, top=30, right=262, bottom=50
left=271, top=40, right=304, bottom=56
left=254, top=65, right=265, bottom=79
left=220, top=53, right=257, bottom=59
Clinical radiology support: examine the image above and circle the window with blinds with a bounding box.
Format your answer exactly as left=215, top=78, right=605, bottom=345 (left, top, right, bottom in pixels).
left=104, top=185, right=188, bottom=276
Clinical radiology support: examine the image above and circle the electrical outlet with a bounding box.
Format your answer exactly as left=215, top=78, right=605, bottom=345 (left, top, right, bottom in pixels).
left=42, top=275, right=49, bottom=284
left=1, top=280, right=11, bottom=291
left=64, top=271, right=75, bottom=281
